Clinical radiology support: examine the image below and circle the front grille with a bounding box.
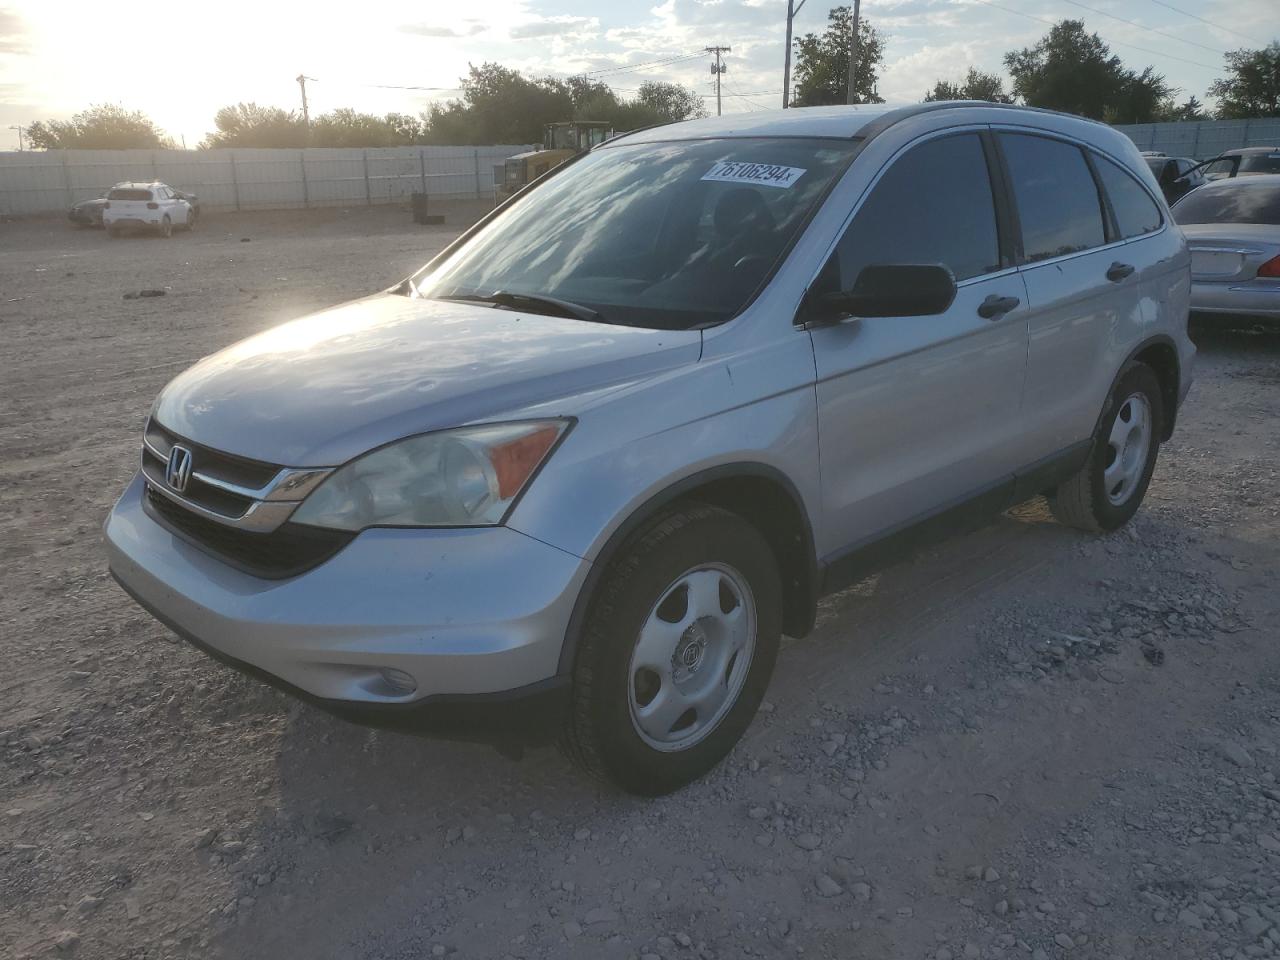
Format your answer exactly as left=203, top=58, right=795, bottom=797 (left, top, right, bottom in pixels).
left=143, top=420, right=279, bottom=521
left=144, top=486, right=354, bottom=579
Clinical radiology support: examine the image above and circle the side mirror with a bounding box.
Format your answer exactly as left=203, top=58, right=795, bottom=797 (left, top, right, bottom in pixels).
left=809, top=264, right=957, bottom=323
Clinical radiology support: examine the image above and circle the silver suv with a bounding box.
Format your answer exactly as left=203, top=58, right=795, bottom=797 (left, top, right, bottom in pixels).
left=106, top=103, right=1194, bottom=795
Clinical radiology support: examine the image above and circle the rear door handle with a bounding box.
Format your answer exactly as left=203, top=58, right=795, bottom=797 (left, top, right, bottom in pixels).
left=1106, top=261, right=1136, bottom=282
left=977, top=294, right=1021, bottom=319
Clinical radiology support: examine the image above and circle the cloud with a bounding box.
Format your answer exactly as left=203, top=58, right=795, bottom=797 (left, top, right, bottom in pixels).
left=398, top=22, right=485, bottom=38
left=0, top=8, right=29, bottom=54
left=510, top=15, right=599, bottom=39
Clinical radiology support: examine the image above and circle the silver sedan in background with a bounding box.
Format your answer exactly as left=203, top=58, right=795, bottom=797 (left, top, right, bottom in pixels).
left=1174, top=174, right=1280, bottom=321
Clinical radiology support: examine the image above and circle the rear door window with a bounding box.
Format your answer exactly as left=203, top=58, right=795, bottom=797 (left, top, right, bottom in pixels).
left=1093, top=155, right=1162, bottom=238
left=830, top=132, right=1002, bottom=286
left=999, top=133, right=1107, bottom=263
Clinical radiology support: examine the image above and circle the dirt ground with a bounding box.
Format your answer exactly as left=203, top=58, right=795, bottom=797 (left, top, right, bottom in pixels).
left=2, top=206, right=1279, bottom=960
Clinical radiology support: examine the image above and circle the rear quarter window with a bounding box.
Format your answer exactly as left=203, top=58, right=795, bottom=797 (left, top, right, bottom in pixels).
left=107, top=188, right=153, bottom=201
left=1094, top=156, right=1162, bottom=238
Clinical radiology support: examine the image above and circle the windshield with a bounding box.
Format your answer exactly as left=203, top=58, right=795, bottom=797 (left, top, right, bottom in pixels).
left=409, top=137, right=860, bottom=329
left=1173, top=180, right=1280, bottom=225
left=1239, top=152, right=1280, bottom=176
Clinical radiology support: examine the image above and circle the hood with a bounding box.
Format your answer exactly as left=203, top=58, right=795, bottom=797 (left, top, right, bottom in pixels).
left=153, top=294, right=702, bottom=466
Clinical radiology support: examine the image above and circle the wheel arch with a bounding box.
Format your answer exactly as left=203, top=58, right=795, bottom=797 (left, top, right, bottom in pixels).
left=556, top=463, right=819, bottom=676
left=1100, top=334, right=1182, bottom=441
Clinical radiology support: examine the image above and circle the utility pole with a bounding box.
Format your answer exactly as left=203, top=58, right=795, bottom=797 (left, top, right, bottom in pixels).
left=845, top=0, right=861, bottom=105
left=706, top=46, right=731, bottom=117
left=8, top=124, right=24, bottom=151
left=296, top=74, right=315, bottom=128
left=783, top=0, right=807, bottom=109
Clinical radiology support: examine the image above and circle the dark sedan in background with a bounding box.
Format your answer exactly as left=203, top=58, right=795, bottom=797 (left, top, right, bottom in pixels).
left=1144, top=155, right=1206, bottom=205
left=67, top=195, right=108, bottom=227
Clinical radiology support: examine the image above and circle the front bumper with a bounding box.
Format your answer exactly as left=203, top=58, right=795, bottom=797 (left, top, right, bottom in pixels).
left=105, top=474, right=590, bottom=740
left=1190, top=280, right=1280, bottom=319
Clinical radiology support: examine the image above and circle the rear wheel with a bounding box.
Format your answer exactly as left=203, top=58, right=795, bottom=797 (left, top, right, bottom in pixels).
left=1050, top=362, right=1163, bottom=532
left=184, top=208, right=197, bottom=231
left=563, top=504, right=781, bottom=795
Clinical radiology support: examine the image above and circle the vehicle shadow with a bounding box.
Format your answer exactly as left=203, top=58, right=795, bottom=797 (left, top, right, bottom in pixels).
left=217, top=493, right=1100, bottom=958
left=1190, top=315, right=1280, bottom=355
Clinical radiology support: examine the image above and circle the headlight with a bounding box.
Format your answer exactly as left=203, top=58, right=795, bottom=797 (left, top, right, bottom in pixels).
left=290, top=419, right=570, bottom=531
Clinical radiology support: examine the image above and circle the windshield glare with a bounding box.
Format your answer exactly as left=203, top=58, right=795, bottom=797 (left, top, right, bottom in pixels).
left=1173, top=180, right=1280, bottom=225
left=410, top=137, right=860, bottom=329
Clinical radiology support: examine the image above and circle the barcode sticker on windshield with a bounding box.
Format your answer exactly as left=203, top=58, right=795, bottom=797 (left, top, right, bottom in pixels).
left=701, top=161, right=807, bottom=189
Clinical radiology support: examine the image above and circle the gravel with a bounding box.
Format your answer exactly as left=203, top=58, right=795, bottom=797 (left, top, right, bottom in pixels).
left=2, top=208, right=1279, bottom=960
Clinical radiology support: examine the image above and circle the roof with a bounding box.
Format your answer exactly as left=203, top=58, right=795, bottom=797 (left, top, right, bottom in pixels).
left=606, top=101, right=1116, bottom=147
left=1220, top=146, right=1280, bottom=156
left=610, top=104, right=900, bottom=144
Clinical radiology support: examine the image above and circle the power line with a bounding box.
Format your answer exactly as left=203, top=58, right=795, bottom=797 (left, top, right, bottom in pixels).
left=1144, top=0, right=1255, bottom=45
left=964, top=0, right=1222, bottom=71
left=1056, top=0, right=1226, bottom=56
left=365, top=84, right=463, bottom=92
left=581, top=53, right=703, bottom=78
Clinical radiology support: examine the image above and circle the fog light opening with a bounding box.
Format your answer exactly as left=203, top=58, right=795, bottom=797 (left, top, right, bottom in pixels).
left=378, top=667, right=418, bottom=696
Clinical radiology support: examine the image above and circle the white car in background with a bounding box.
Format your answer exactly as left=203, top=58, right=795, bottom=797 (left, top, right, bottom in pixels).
left=103, top=182, right=195, bottom=238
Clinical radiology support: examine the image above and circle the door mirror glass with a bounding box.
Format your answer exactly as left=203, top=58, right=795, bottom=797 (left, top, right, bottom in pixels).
left=814, top=263, right=957, bottom=320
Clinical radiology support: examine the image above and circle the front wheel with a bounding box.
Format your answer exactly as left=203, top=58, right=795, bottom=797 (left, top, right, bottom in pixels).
left=1050, top=362, right=1164, bottom=532
left=563, top=504, right=781, bottom=795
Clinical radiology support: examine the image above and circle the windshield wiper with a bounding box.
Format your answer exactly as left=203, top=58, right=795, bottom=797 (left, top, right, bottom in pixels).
left=438, top=290, right=606, bottom=324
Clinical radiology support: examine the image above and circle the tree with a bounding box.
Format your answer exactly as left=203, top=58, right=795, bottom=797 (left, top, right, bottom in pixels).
left=1005, top=20, right=1172, bottom=123
left=423, top=63, right=575, bottom=144
left=791, top=6, right=886, bottom=107
left=1209, top=43, right=1280, bottom=119
left=311, top=108, right=419, bottom=147
left=631, top=82, right=708, bottom=122
left=924, top=68, right=1013, bottom=103
left=26, top=104, right=169, bottom=150
left=1160, top=95, right=1208, bottom=121
left=421, top=63, right=706, bottom=144
left=201, top=103, right=307, bottom=148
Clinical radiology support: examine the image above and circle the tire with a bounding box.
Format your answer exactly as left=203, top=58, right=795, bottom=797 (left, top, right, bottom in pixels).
left=1050, top=362, right=1164, bottom=532
left=563, top=503, right=782, bottom=796
left=184, top=208, right=197, bottom=231
left=159, top=216, right=172, bottom=238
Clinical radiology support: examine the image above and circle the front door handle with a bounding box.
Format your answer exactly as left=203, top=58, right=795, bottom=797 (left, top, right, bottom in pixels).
left=1106, top=261, right=1136, bottom=282
left=977, top=294, right=1021, bottom=319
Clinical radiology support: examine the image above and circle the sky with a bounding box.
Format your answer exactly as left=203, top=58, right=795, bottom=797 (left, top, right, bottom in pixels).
left=0, top=0, right=1274, bottom=150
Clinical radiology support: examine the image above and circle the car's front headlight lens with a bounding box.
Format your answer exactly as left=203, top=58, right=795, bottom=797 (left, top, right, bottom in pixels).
left=290, top=419, right=570, bottom=531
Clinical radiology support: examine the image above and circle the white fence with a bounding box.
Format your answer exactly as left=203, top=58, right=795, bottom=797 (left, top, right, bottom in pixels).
left=0, top=144, right=532, bottom=216
left=1114, top=118, right=1280, bottom=160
